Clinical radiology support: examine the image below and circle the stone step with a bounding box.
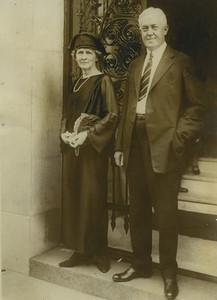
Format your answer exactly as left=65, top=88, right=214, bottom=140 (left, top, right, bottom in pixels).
left=108, top=217, right=217, bottom=278
left=182, top=172, right=217, bottom=183
left=180, top=173, right=217, bottom=204
left=197, top=158, right=217, bottom=176
left=178, top=189, right=217, bottom=208
left=178, top=197, right=217, bottom=214
left=29, top=247, right=217, bottom=300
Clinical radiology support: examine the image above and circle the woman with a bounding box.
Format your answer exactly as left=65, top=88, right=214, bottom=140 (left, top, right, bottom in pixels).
left=59, top=32, right=119, bottom=273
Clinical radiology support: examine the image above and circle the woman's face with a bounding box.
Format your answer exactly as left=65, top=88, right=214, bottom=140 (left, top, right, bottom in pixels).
left=75, top=48, right=97, bottom=72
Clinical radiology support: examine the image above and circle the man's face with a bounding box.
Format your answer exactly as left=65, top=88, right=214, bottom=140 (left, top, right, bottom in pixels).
left=140, top=13, right=168, bottom=51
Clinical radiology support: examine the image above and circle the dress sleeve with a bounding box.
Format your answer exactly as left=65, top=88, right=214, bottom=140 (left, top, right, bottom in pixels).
left=87, top=75, right=119, bottom=153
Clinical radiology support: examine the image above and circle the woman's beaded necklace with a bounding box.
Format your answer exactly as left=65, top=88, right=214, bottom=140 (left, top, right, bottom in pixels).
left=73, top=76, right=90, bottom=92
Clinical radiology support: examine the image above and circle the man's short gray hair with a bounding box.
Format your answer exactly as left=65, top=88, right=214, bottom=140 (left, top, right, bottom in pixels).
left=138, top=7, right=168, bottom=28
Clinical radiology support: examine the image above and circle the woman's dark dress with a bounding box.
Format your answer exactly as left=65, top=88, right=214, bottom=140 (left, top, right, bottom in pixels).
left=60, top=74, right=118, bottom=256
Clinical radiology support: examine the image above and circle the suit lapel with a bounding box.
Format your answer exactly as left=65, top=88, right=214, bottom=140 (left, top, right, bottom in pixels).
left=150, top=46, right=175, bottom=91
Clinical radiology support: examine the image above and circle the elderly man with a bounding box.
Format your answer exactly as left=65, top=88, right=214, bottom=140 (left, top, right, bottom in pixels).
left=113, top=7, right=205, bottom=299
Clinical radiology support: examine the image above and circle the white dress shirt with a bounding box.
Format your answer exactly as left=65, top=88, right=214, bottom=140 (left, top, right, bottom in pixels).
left=136, top=42, right=167, bottom=114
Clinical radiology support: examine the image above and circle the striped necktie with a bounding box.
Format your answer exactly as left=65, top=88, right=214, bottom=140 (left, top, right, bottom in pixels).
left=138, top=52, right=153, bottom=101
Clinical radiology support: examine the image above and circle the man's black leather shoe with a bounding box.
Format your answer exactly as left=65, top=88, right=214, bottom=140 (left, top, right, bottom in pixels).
left=112, top=267, right=152, bottom=282
left=164, top=278, right=179, bottom=299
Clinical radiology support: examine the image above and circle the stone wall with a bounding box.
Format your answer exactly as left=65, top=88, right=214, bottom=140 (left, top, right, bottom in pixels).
left=0, top=0, right=64, bottom=274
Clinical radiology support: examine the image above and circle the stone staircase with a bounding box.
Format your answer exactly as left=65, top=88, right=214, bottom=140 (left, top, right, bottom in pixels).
left=107, top=221, right=217, bottom=278
left=29, top=247, right=217, bottom=300
left=178, top=158, right=217, bottom=240
left=29, top=158, right=217, bottom=299
left=106, top=158, right=217, bottom=279
left=180, top=158, right=217, bottom=209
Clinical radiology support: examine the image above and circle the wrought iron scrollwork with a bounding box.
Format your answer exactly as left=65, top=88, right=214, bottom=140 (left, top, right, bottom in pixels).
left=100, top=0, right=142, bottom=106
left=101, top=20, right=141, bottom=74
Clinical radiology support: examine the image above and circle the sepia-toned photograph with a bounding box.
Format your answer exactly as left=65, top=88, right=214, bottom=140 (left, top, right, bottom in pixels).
left=1, top=0, right=217, bottom=299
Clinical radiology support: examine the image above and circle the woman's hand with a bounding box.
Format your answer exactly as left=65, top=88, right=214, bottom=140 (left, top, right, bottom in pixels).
left=61, top=131, right=72, bottom=144
left=69, top=131, right=88, bottom=148
left=114, top=151, right=124, bottom=167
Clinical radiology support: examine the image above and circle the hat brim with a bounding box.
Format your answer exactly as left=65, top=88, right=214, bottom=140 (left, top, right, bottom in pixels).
left=68, top=32, right=106, bottom=55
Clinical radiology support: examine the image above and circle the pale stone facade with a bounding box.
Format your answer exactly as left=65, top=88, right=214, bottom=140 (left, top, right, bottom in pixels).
left=0, top=0, right=64, bottom=274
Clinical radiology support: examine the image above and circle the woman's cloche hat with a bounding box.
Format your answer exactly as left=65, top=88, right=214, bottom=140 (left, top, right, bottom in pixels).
left=68, top=32, right=106, bottom=55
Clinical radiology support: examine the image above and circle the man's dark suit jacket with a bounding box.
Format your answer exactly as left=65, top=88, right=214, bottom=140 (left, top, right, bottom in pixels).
left=115, top=45, right=205, bottom=174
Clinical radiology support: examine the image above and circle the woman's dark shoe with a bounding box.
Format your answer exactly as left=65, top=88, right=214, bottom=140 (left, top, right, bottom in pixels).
left=192, top=164, right=200, bottom=175
left=93, top=254, right=110, bottom=273
left=59, top=253, right=91, bottom=268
